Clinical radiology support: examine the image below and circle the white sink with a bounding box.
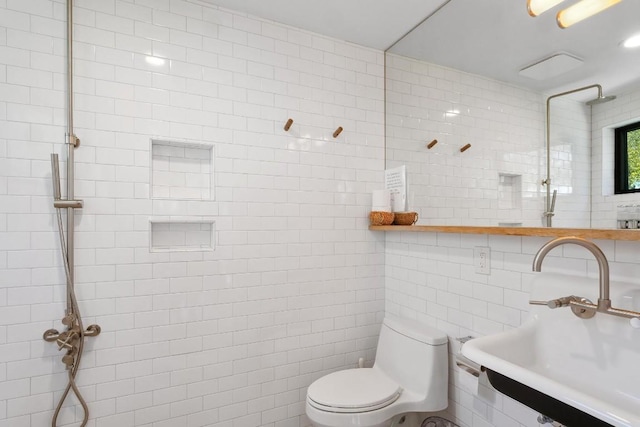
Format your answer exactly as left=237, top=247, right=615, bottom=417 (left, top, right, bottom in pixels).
left=462, top=272, right=640, bottom=427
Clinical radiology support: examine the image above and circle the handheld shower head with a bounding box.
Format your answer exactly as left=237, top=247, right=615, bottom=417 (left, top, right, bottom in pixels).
left=51, top=153, right=62, bottom=200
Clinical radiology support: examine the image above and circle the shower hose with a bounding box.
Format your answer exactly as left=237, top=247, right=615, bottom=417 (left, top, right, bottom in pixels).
left=52, top=207, right=89, bottom=427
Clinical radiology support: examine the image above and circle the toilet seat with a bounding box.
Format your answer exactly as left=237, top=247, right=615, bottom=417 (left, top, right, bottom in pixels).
left=307, top=368, right=402, bottom=413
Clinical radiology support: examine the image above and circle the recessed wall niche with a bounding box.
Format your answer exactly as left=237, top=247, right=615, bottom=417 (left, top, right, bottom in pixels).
left=150, top=220, right=215, bottom=252
left=498, top=173, right=522, bottom=210
left=497, top=173, right=523, bottom=226
left=151, top=139, right=214, bottom=200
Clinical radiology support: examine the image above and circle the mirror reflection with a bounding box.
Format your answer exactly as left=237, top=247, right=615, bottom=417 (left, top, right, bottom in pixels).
left=385, top=0, right=640, bottom=229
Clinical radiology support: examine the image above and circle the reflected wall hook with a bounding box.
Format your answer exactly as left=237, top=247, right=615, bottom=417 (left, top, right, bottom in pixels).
left=427, top=139, right=438, bottom=149
left=333, top=126, right=343, bottom=138
left=460, top=143, right=471, bottom=153
left=284, top=118, right=294, bottom=131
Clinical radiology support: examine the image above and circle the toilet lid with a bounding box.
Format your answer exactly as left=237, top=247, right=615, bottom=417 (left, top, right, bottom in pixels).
left=307, top=368, right=402, bottom=413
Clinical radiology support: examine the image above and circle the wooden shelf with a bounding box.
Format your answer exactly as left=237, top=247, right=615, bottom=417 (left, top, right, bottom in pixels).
left=369, top=225, right=640, bottom=241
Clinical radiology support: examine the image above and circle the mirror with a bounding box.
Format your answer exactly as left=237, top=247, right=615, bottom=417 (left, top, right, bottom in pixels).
left=385, top=0, right=640, bottom=228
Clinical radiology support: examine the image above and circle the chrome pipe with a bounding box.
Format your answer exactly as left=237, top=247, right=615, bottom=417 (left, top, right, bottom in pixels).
left=544, top=84, right=602, bottom=227
left=67, top=0, right=73, bottom=141
left=66, top=0, right=76, bottom=312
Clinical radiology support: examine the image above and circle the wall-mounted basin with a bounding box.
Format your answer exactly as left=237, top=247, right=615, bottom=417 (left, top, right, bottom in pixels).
left=462, top=273, right=640, bottom=427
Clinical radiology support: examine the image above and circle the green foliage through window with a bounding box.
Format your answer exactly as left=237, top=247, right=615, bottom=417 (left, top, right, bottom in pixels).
left=627, top=128, right=640, bottom=189
left=615, top=121, right=640, bottom=194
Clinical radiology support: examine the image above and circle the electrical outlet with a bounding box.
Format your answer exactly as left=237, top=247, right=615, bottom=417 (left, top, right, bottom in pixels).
left=474, top=246, right=490, bottom=274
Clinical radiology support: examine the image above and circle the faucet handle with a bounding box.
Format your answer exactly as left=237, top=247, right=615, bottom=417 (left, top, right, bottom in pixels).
left=61, top=314, right=75, bottom=327
left=529, top=296, right=576, bottom=309
left=529, top=300, right=559, bottom=308
left=546, top=298, right=567, bottom=309
left=631, top=318, right=640, bottom=328
left=529, top=300, right=550, bottom=306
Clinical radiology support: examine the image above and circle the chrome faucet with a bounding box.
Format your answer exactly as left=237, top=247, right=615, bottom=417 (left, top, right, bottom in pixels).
left=531, top=236, right=640, bottom=325
left=533, top=237, right=610, bottom=310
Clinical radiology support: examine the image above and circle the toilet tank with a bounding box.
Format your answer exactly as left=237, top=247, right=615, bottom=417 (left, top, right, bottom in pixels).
left=374, top=317, right=448, bottom=410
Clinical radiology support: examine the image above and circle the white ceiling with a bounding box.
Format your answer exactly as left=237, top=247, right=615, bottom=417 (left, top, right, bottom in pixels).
left=197, top=0, right=640, bottom=97
left=389, top=0, right=640, bottom=97
left=196, top=0, right=449, bottom=50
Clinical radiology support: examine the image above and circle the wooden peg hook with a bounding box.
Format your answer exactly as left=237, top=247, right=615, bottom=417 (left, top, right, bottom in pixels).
left=460, top=143, right=471, bottom=153
left=333, top=126, right=343, bottom=138
left=284, top=118, right=293, bottom=131
left=427, top=139, right=438, bottom=149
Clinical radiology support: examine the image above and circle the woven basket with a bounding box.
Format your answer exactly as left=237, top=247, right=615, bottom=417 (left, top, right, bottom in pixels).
left=369, top=211, right=394, bottom=226
left=393, top=211, right=418, bottom=225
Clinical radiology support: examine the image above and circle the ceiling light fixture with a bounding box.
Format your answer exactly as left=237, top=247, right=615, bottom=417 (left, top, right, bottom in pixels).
left=623, top=33, right=640, bottom=48
left=557, top=0, right=622, bottom=28
left=528, top=0, right=622, bottom=29
left=527, top=0, right=566, bottom=17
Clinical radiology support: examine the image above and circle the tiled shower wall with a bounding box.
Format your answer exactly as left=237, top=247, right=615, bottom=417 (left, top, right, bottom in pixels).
left=0, top=0, right=386, bottom=426
left=385, top=53, right=546, bottom=227
left=385, top=231, right=640, bottom=427
left=591, top=86, right=640, bottom=228
left=547, top=97, right=591, bottom=228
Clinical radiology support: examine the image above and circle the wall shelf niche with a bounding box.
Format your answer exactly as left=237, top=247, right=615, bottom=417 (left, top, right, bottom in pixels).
left=150, top=219, right=216, bottom=252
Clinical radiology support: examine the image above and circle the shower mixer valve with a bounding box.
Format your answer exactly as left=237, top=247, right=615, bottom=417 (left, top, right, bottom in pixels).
left=43, top=319, right=101, bottom=368
left=56, top=327, right=79, bottom=350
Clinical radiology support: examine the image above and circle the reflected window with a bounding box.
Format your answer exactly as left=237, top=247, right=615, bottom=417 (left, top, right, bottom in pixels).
left=614, top=121, right=640, bottom=194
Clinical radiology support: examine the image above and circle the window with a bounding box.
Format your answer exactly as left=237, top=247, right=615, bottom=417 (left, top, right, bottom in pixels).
left=614, top=121, right=640, bottom=194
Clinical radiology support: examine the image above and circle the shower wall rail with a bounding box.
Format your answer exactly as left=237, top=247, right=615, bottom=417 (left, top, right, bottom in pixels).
left=42, top=0, right=101, bottom=426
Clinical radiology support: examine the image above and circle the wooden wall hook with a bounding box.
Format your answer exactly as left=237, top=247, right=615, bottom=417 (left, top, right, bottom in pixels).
left=460, top=143, right=471, bottom=153
left=333, top=126, right=343, bottom=138
left=284, top=118, right=293, bottom=131
left=427, top=139, right=438, bottom=149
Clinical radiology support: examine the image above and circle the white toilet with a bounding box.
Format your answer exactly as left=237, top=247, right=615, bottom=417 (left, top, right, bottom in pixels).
left=305, top=317, right=449, bottom=427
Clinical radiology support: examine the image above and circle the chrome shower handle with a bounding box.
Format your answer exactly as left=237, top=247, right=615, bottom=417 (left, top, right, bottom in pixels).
left=51, top=153, right=62, bottom=200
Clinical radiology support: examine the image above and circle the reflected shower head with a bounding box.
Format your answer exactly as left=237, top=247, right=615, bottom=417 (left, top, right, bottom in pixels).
left=586, top=95, right=617, bottom=106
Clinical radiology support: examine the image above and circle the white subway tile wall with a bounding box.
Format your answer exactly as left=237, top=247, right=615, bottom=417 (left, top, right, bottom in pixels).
left=547, top=97, right=591, bottom=228
left=2, top=1, right=639, bottom=426
left=151, top=139, right=214, bottom=200
left=591, top=87, right=640, bottom=228
left=385, top=231, right=640, bottom=427
left=0, top=1, right=385, bottom=426
left=385, top=53, right=546, bottom=227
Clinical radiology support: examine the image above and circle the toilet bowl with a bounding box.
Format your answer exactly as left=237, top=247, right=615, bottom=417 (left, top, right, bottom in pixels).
left=305, top=317, right=449, bottom=427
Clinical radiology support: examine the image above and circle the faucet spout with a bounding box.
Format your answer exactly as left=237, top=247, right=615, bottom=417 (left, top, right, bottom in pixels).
left=532, top=237, right=610, bottom=309
left=532, top=236, right=640, bottom=324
